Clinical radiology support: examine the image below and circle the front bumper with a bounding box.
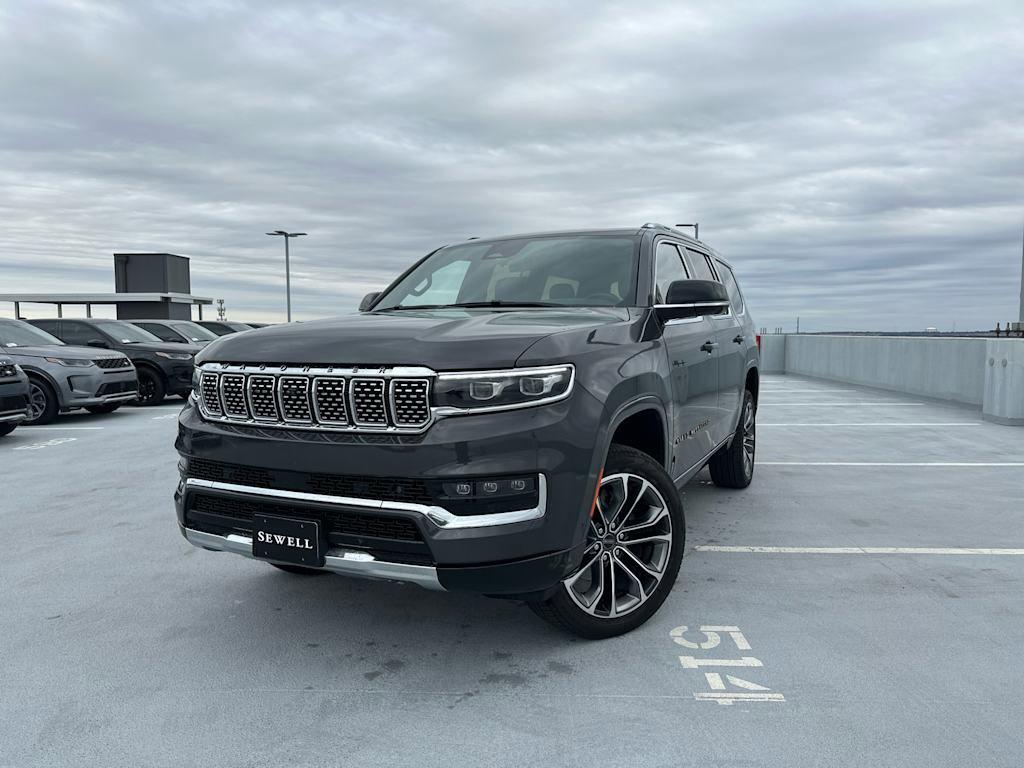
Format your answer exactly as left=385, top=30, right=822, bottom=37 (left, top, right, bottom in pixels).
left=62, top=367, right=138, bottom=409
left=175, top=389, right=605, bottom=595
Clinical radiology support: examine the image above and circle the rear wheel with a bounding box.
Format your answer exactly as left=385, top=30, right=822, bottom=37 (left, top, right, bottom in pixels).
left=529, top=444, right=685, bottom=639
left=85, top=403, right=121, bottom=415
left=0, top=423, right=17, bottom=437
left=709, top=389, right=756, bottom=489
left=270, top=563, right=330, bottom=576
left=26, top=378, right=59, bottom=425
left=134, top=368, right=166, bottom=406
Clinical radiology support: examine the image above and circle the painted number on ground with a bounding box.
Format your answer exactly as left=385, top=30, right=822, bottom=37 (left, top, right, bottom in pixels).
left=13, top=437, right=78, bottom=451
left=670, top=625, right=785, bottom=705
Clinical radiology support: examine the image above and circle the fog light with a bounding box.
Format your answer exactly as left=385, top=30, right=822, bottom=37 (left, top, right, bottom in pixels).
left=455, top=483, right=472, bottom=496
left=481, top=481, right=498, bottom=494
left=510, top=479, right=526, bottom=492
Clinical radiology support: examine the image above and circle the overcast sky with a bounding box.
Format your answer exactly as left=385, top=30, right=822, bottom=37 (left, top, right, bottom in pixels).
left=1, top=0, right=1022, bottom=331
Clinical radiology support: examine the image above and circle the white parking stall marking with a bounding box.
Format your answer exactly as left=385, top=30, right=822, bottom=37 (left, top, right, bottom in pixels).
left=758, top=402, right=925, bottom=407
left=151, top=413, right=180, bottom=420
left=695, top=546, right=1024, bottom=555
left=13, top=437, right=78, bottom=451
left=760, top=461, right=1024, bottom=467
left=759, top=422, right=981, bottom=427
left=671, top=625, right=784, bottom=705
left=20, top=426, right=104, bottom=430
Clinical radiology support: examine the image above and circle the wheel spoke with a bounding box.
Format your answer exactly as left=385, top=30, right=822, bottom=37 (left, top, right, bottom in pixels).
left=620, top=532, right=673, bottom=547
left=618, top=505, right=668, bottom=536
left=618, top=544, right=665, bottom=577
left=612, top=551, right=648, bottom=602
left=609, top=477, right=651, bottom=531
left=606, top=556, right=618, bottom=617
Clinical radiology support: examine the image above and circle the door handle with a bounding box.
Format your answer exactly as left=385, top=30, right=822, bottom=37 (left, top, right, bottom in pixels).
left=700, top=341, right=718, bottom=353
left=733, top=334, right=744, bottom=344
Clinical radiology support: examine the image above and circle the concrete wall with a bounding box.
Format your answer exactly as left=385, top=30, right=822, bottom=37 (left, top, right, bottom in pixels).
left=983, top=340, right=1024, bottom=425
left=782, top=335, right=988, bottom=405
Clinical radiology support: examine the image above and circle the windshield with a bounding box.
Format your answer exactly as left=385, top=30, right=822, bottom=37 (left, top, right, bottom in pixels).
left=373, top=235, right=639, bottom=310
left=94, top=321, right=162, bottom=344
left=0, top=320, right=65, bottom=347
left=171, top=321, right=218, bottom=342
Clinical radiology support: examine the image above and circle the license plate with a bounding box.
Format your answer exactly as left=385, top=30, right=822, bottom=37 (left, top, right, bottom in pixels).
left=252, top=514, right=324, bottom=567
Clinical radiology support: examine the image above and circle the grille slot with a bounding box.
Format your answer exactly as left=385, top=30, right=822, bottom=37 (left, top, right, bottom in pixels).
left=247, top=375, right=279, bottom=420
left=279, top=377, right=312, bottom=422
left=391, top=379, right=430, bottom=426
left=194, top=366, right=432, bottom=433
left=312, top=378, right=348, bottom=425
left=221, top=374, right=248, bottom=417
left=200, top=372, right=222, bottom=415
left=351, top=378, right=387, bottom=425
left=94, top=357, right=131, bottom=370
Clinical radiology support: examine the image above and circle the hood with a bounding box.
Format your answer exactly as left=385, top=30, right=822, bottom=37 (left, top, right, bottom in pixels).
left=120, top=341, right=204, bottom=355
left=197, top=308, right=631, bottom=370
left=1, top=344, right=127, bottom=360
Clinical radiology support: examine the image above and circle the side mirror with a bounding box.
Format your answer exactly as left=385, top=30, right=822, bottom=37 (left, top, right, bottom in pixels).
left=86, top=339, right=111, bottom=349
left=359, top=292, right=381, bottom=312
left=656, top=280, right=730, bottom=321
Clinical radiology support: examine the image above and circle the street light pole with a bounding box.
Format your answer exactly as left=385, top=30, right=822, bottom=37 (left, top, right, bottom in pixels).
left=266, top=230, right=307, bottom=322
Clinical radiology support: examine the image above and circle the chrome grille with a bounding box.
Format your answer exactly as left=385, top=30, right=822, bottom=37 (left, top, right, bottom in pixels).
left=312, top=378, right=348, bottom=425
left=221, top=374, right=248, bottom=418
left=391, top=379, right=430, bottom=426
left=350, top=379, right=387, bottom=426
left=196, top=365, right=434, bottom=433
left=279, top=377, right=312, bottom=422
left=200, top=372, right=222, bottom=415
left=248, top=376, right=278, bottom=420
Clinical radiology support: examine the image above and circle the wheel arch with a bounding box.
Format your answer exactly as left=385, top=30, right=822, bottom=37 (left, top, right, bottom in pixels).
left=20, top=366, right=64, bottom=406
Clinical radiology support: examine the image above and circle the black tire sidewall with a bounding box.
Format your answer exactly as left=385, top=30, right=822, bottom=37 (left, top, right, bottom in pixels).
left=26, top=378, right=59, bottom=425
left=135, top=368, right=166, bottom=406
left=540, top=444, right=685, bottom=639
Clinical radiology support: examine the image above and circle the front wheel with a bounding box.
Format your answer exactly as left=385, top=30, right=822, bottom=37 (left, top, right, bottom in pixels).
left=26, top=378, right=59, bottom=425
left=529, top=444, right=685, bottom=639
left=0, top=423, right=17, bottom=437
left=134, top=368, right=166, bottom=406
left=709, top=389, right=756, bottom=489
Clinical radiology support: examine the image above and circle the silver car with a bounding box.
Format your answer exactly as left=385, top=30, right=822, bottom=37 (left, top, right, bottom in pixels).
left=0, top=357, right=30, bottom=436
left=0, top=319, right=139, bottom=425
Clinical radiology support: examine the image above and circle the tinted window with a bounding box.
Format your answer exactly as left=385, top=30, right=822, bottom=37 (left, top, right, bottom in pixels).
left=654, top=242, right=689, bottom=303
left=169, top=322, right=218, bottom=342
left=717, top=262, right=745, bottom=315
left=60, top=321, right=98, bottom=345
left=137, top=323, right=182, bottom=342
left=93, top=321, right=161, bottom=343
left=0, top=320, right=65, bottom=347
left=375, top=236, right=639, bottom=309
left=31, top=320, right=60, bottom=335
left=685, top=249, right=717, bottom=282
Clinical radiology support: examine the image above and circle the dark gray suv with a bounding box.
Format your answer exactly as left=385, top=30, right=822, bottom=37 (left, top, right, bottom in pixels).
left=0, top=319, right=138, bottom=424
left=174, top=224, right=759, bottom=637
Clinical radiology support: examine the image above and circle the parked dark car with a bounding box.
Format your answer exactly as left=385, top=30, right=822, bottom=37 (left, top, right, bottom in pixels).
left=28, top=319, right=201, bottom=406
left=0, top=319, right=138, bottom=424
left=0, top=357, right=30, bottom=436
left=195, top=321, right=253, bottom=336
left=175, top=224, right=759, bottom=637
left=128, top=319, right=220, bottom=347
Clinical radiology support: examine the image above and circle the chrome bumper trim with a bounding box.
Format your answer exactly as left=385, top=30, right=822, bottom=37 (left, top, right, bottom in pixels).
left=182, top=527, right=444, bottom=590
left=183, top=474, right=546, bottom=530
left=0, top=411, right=28, bottom=424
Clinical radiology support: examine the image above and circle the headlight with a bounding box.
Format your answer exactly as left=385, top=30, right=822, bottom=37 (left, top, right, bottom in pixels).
left=0, top=362, right=18, bottom=378
left=44, top=357, right=95, bottom=367
left=155, top=351, right=194, bottom=360
left=434, top=364, right=574, bottom=413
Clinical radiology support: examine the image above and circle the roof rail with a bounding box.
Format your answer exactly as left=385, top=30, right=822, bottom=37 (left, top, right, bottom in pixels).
left=640, top=222, right=700, bottom=241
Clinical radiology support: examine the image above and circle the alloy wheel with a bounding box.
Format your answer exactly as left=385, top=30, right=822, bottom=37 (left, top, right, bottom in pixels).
left=563, top=472, right=673, bottom=619
left=138, top=374, right=156, bottom=404
left=28, top=382, right=48, bottom=421
left=741, top=399, right=755, bottom=478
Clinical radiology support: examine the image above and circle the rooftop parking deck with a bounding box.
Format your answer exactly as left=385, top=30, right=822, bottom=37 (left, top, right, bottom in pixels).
left=1, top=376, right=1022, bottom=767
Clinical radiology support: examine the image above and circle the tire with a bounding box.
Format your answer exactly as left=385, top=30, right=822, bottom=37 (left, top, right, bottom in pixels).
left=709, top=389, right=756, bottom=489
left=0, top=423, right=16, bottom=437
left=26, top=378, right=59, bottom=425
left=134, top=367, right=166, bottom=406
left=270, top=563, right=330, bottom=576
left=529, top=444, right=685, bottom=639
left=85, top=404, right=121, bottom=415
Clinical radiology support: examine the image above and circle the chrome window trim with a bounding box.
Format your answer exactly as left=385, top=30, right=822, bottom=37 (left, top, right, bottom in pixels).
left=183, top=475, right=546, bottom=530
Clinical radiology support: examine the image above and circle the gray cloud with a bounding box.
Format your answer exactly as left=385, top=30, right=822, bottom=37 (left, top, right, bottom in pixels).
left=1, top=0, right=1021, bottom=330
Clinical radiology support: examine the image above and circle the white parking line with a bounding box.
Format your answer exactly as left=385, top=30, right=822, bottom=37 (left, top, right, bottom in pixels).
left=695, top=546, right=1024, bottom=555
left=758, top=402, right=924, bottom=407
left=760, top=461, right=1024, bottom=466
left=759, top=423, right=981, bottom=427
left=19, top=426, right=104, bottom=430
